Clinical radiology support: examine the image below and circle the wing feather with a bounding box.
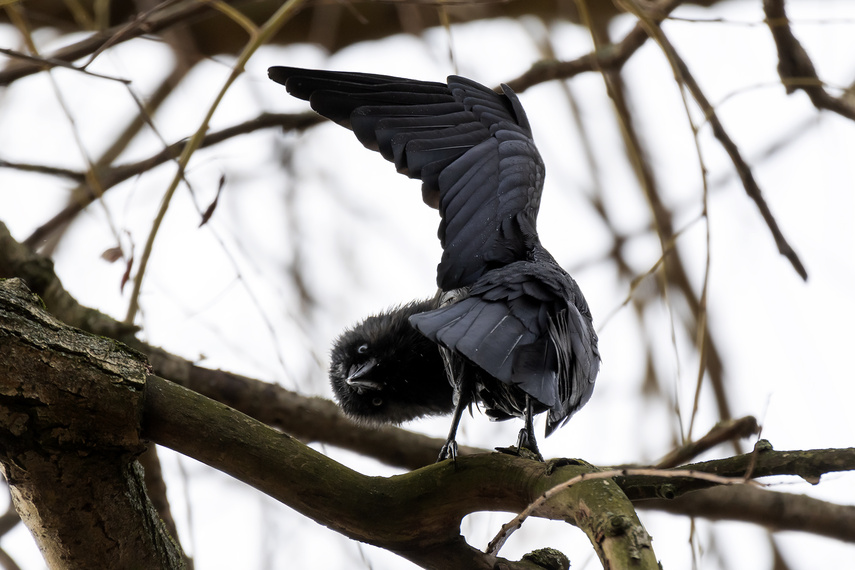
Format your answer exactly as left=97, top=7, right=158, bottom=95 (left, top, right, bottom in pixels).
left=269, top=66, right=545, bottom=289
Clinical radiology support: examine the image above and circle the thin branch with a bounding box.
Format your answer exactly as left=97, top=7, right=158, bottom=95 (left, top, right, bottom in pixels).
left=0, top=47, right=130, bottom=83
left=639, top=484, right=855, bottom=542
left=488, top=467, right=755, bottom=556
left=0, top=159, right=85, bottom=182
left=22, top=112, right=322, bottom=249
left=764, top=0, right=855, bottom=122
left=124, top=0, right=308, bottom=325
left=618, top=444, right=855, bottom=501
left=506, top=0, right=688, bottom=94
left=0, top=0, right=215, bottom=86
left=575, top=0, right=738, bottom=455
left=655, top=416, right=760, bottom=468
left=619, top=0, right=808, bottom=281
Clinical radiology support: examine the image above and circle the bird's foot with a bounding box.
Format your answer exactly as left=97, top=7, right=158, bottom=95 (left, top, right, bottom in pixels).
left=495, top=445, right=543, bottom=462
left=437, top=439, right=458, bottom=463
left=495, top=429, right=544, bottom=461
left=517, top=427, right=545, bottom=461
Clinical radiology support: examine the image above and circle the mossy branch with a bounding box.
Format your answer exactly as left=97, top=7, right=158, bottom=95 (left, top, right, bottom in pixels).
left=1, top=277, right=657, bottom=569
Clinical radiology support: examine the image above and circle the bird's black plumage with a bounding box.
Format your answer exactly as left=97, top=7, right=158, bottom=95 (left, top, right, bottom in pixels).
left=269, top=66, right=600, bottom=460
left=329, top=299, right=453, bottom=424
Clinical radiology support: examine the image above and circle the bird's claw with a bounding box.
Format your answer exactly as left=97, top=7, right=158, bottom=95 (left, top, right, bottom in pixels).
left=495, top=444, right=544, bottom=462
left=495, top=428, right=544, bottom=461
left=437, top=440, right=458, bottom=463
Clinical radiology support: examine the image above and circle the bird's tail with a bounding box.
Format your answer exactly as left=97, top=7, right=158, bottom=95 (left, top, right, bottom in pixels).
left=409, top=296, right=560, bottom=409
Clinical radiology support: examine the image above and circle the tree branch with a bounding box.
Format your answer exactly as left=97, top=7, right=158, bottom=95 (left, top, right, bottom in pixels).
left=0, top=278, right=185, bottom=568
left=639, top=484, right=855, bottom=542
left=618, top=443, right=855, bottom=501
left=0, top=277, right=656, bottom=569
left=618, top=0, right=808, bottom=280
left=4, top=256, right=855, bottom=567
left=654, top=416, right=760, bottom=468
left=764, top=0, right=855, bottom=122
left=507, top=0, right=688, bottom=93
left=0, top=0, right=216, bottom=86
left=20, top=112, right=322, bottom=249
left=145, top=375, right=658, bottom=569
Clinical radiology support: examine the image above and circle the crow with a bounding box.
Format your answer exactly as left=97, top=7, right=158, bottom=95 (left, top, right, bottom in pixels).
left=269, top=66, right=600, bottom=460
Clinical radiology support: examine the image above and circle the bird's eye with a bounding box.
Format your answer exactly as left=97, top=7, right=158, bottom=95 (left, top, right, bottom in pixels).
left=357, top=343, right=369, bottom=354
left=372, top=397, right=382, bottom=406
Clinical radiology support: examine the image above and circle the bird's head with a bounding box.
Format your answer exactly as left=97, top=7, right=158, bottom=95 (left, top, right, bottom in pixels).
left=329, top=298, right=454, bottom=424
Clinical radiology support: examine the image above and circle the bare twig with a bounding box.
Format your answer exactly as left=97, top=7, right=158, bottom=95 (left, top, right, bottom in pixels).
left=0, top=160, right=85, bottom=182
left=619, top=0, right=807, bottom=281
left=488, top=467, right=759, bottom=555
left=656, top=416, right=760, bottom=468
left=0, top=47, right=130, bottom=83
left=764, top=0, right=855, bottom=122
left=22, top=112, right=321, bottom=249
left=0, top=0, right=214, bottom=86
left=506, top=0, right=688, bottom=93
left=124, top=0, right=308, bottom=325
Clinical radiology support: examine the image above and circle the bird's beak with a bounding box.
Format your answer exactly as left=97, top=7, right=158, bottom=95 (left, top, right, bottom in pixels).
left=346, top=359, right=381, bottom=391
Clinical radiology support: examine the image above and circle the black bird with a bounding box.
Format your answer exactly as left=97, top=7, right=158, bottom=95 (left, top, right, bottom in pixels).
left=269, top=66, right=600, bottom=460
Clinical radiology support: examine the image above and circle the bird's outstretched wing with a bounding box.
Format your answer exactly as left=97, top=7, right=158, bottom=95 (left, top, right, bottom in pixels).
left=268, top=66, right=545, bottom=290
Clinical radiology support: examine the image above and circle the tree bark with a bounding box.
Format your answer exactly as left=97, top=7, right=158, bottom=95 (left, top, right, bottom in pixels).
left=0, top=278, right=185, bottom=569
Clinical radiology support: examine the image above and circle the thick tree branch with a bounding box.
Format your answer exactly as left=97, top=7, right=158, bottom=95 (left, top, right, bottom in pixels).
left=3, top=260, right=855, bottom=568
left=0, top=279, right=185, bottom=569
left=1, top=277, right=656, bottom=569
left=2, top=220, right=852, bottom=497
left=146, top=375, right=658, bottom=569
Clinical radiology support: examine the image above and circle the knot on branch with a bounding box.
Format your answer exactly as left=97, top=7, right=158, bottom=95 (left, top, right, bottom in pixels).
left=520, top=547, right=570, bottom=570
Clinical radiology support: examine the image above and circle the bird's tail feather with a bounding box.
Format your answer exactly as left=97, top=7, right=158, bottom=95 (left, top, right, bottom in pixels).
left=409, top=298, right=559, bottom=407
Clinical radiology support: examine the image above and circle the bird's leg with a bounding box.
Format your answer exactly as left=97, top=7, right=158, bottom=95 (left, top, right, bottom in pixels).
left=437, top=392, right=467, bottom=463
left=437, top=362, right=472, bottom=463
left=515, top=395, right=544, bottom=461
